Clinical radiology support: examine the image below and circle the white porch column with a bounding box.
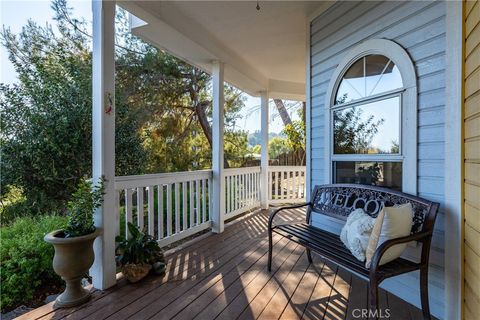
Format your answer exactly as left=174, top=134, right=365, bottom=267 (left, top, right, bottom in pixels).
left=211, top=61, right=225, bottom=233
left=260, top=91, right=269, bottom=209
left=91, top=0, right=117, bottom=290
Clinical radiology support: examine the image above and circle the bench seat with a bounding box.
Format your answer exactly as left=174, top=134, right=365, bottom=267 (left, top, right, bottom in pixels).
left=273, top=222, right=420, bottom=280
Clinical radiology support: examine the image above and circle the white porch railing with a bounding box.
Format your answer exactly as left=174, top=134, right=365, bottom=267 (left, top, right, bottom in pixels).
left=224, top=167, right=261, bottom=220
left=115, top=170, right=212, bottom=247
left=268, top=166, right=307, bottom=204
left=114, top=166, right=305, bottom=247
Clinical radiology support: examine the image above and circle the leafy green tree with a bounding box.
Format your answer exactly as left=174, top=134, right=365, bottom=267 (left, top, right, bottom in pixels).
left=333, top=107, right=384, bottom=154
left=0, top=0, right=250, bottom=222
left=0, top=1, right=146, bottom=220
left=268, top=137, right=292, bottom=159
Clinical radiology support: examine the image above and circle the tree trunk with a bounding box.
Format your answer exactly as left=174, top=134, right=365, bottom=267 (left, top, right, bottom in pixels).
left=273, top=99, right=292, bottom=126
left=194, top=101, right=230, bottom=168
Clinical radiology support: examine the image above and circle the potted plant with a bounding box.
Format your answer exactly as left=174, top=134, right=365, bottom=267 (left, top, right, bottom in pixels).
left=115, top=222, right=166, bottom=283
left=44, top=178, right=104, bottom=307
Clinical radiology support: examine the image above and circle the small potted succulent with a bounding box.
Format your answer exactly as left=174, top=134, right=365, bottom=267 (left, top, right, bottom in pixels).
left=44, top=178, right=104, bottom=307
left=115, top=222, right=166, bottom=283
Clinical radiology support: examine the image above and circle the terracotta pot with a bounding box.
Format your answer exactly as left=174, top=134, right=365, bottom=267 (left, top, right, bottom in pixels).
left=44, top=228, right=101, bottom=308
left=122, top=263, right=151, bottom=283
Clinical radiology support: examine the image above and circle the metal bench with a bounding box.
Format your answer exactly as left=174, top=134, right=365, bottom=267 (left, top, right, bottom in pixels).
left=268, top=184, right=439, bottom=320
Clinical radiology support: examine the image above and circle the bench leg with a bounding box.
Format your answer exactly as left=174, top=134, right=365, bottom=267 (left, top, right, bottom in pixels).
left=306, top=248, right=313, bottom=264
left=268, top=228, right=273, bottom=272
left=420, top=266, right=431, bottom=320
left=368, top=278, right=379, bottom=320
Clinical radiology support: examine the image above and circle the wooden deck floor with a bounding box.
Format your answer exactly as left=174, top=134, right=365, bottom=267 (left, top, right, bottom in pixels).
left=20, top=209, right=425, bottom=320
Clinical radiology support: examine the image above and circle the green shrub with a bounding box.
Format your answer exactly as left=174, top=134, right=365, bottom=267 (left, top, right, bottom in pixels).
left=0, top=215, right=67, bottom=312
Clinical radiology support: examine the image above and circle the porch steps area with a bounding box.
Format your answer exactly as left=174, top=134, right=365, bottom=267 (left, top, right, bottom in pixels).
left=18, top=209, right=425, bottom=320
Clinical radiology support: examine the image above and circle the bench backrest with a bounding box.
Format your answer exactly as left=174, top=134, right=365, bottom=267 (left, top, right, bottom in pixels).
left=310, top=184, right=439, bottom=234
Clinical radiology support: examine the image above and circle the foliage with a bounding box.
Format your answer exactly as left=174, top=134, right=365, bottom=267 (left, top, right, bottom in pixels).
left=0, top=0, right=251, bottom=223
left=268, top=137, right=292, bottom=159
left=0, top=1, right=146, bottom=219
left=0, top=215, right=67, bottom=312
left=0, top=186, right=29, bottom=224
left=333, top=107, right=384, bottom=154
left=64, top=178, right=104, bottom=237
left=115, top=222, right=162, bottom=266
left=282, top=108, right=306, bottom=164
left=357, top=163, right=381, bottom=185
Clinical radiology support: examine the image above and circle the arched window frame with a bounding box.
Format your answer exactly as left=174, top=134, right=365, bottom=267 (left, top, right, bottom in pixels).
left=324, top=39, right=417, bottom=194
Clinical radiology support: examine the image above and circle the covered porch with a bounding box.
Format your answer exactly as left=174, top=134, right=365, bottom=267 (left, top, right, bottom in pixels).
left=20, top=0, right=467, bottom=319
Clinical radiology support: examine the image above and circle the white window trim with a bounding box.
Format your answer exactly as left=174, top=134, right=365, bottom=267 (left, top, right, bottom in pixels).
left=324, top=39, right=417, bottom=194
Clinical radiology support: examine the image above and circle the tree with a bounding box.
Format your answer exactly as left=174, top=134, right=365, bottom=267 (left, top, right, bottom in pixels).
left=0, top=0, right=249, bottom=220
left=268, top=137, right=292, bottom=159
left=273, top=99, right=292, bottom=126
left=333, top=107, right=384, bottom=154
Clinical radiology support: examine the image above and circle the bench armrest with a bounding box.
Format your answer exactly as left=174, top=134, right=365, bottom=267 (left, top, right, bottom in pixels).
left=268, top=202, right=312, bottom=230
left=369, top=231, right=432, bottom=273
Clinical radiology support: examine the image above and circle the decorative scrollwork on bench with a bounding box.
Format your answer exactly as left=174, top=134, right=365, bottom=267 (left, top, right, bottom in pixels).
left=311, top=184, right=431, bottom=234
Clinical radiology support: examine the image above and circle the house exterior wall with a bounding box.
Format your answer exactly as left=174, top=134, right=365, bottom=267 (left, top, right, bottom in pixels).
left=463, top=1, right=480, bottom=319
left=309, top=1, right=446, bottom=318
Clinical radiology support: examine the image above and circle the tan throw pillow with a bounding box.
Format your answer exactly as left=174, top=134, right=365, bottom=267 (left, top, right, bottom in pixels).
left=365, top=203, right=414, bottom=268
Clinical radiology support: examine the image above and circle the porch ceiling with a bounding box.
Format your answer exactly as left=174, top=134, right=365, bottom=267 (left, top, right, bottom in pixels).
left=118, top=1, right=331, bottom=100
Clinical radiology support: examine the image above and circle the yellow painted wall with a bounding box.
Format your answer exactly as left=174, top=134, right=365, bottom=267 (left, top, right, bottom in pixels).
left=464, top=1, right=480, bottom=319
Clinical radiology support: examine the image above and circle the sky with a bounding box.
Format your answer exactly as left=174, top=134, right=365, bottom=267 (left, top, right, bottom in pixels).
left=0, top=0, right=299, bottom=134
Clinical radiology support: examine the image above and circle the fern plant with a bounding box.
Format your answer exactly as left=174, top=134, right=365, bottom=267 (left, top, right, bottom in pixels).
left=115, top=223, right=162, bottom=266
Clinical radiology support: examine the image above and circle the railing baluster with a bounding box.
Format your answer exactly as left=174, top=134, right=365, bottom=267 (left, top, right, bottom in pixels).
left=166, top=184, right=172, bottom=236
left=202, top=179, right=206, bottom=223
left=189, top=181, right=194, bottom=228
left=136, top=187, right=144, bottom=231
left=115, top=190, right=120, bottom=237
left=196, top=179, right=200, bottom=225
left=147, top=186, right=154, bottom=236
left=226, top=175, right=230, bottom=214
left=182, top=182, right=187, bottom=231
left=175, top=182, right=180, bottom=234
left=208, top=176, right=212, bottom=222
left=234, top=174, right=237, bottom=210
left=158, top=185, right=164, bottom=240
left=125, top=188, right=133, bottom=237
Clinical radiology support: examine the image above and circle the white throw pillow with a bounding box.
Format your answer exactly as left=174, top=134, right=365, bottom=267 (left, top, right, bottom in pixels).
left=365, top=203, right=414, bottom=268
left=340, top=208, right=376, bottom=262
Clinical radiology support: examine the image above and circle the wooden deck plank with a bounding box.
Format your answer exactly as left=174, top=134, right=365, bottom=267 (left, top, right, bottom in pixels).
left=148, top=234, right=291, bottom=320
left=257, top=253, right=313, bottom=319
left=280, top=261, right=326, bottom=320
left=101, top=230, right=279, bottom=319
left=299, top=262, right=337, bottom=320
left=214, top=242, right=303, bottom=320
left=169, top=229, right=296, bottom=319
left=19, top=209, right=426, bottom=320
left=387, top=292, right=413, bottom=320
left=345, top=275, right=368, bottom=320
left=322, top=267, right=352, bottom=320
left=236, top=251, right=310, bottom=320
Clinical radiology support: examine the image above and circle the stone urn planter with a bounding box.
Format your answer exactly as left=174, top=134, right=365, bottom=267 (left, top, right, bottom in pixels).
left=44, top=228, right=101, bottom=307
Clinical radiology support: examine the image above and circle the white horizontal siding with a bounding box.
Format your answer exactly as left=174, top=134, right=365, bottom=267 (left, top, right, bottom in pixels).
left=309, top=1, right=446, bottom=318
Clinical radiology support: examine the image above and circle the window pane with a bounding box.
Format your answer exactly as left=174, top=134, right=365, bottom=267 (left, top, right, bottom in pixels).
left=335, top=55, right=403, bottom=105
left=333, top=161, right=402, bottom=191
left=336, top=58, right=364, bottom=104
left=333, top=96, right=400, bottom=154
left=366, top=55, right=402, bottom=96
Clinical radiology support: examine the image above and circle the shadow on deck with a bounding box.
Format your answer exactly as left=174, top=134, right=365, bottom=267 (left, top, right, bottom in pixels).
left=19, top=209, right=425, bottom=320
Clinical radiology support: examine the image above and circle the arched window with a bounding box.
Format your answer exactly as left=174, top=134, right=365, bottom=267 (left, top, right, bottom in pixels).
left=325, top=39, right=417, bottom=193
